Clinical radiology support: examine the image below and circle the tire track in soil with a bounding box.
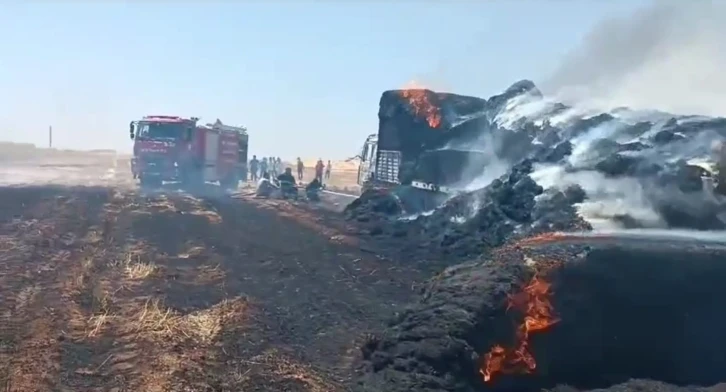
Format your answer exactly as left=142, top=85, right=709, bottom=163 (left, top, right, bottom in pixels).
left=0, top=186, right=110, bottom=392
left=57, top=191, right=254, bottom=392
left=123, top=193, right=260, bottom=391
left=55, top=189, right=145, bottom=392
left=127, top=194, right=427, bottom=391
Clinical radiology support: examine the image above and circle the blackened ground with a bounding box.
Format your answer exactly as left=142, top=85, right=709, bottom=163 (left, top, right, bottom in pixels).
left=0, top=184, right=428, bottom=391
left=353, top=238, right=726, bottom=392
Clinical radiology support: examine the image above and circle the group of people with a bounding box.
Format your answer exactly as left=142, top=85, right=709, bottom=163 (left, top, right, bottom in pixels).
left=248, top=156, right=283, bottom=182
left=249, top=156, right=334, bottom=201
left=295, top=157, right=332, bottom=183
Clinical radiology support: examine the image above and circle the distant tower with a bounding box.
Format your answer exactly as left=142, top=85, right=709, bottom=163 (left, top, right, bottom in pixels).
left=49, top=126, right=53, bottom=148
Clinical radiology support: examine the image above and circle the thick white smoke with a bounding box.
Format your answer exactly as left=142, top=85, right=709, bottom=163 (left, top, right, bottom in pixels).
left=531, top=164, right=665, bottom=230
left=542, top=0, right=726, bottom=117
left=431, top=131, right=513, bottom=221
left=449, top=132, right=511, bottom=192
left=417, top=1, right=726, bottom=234
left=524, top=0, right=726, bottom=231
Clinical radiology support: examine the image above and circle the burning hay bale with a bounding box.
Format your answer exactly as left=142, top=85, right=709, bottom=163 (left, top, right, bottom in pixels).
left=347, top=80, right=726, bottom=261
left=353, top=238, right=726, bottom=392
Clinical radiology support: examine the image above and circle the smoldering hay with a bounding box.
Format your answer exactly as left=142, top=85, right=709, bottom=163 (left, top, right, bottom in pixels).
left=346, top=76, right=726, bottom=262
left=353, top=236, right=726, bottom=392
left=491, top=4, right=726, bottom=235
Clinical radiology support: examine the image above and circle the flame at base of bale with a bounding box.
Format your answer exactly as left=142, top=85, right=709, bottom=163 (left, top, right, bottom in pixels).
left=353, top=237, right=726, bottom=392
left=480, top=272, right=560, bottom=382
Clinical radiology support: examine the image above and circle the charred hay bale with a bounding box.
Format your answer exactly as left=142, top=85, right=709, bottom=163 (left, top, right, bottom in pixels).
left=381, top=161, right=589, bottom=262
left=354, top=241, right=726, bottom=392
left=653, top=130, right=686, bottom=145
left=486, top=80, right=541, bottom=116
left=594, top=154, right=644, bottom=177
left=653, top=198, right=726, bottom=230
left=563, top=113, right=616, bottom=140
left=344, top=188, right=403, bottom=222
left=413, top=162, right=546, bottom=259
left=530, top=186, right=591, bottom=233
left=354, top=261, right=527, bottom=392
left=535, top=141, right=572, bottom=164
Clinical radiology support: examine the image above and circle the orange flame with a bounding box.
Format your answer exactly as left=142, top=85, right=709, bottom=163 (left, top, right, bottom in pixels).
left=399, top=80, right=442, bottom=128
left=515, top=232, right=572, bottom=247
left=480, top=273, right=560, bottom=382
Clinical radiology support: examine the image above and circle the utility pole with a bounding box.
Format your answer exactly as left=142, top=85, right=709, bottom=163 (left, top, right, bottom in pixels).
left=48, top=126, right=53, bottom=148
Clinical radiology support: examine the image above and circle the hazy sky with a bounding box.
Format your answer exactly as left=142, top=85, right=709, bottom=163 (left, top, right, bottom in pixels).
left=0, top=0, right=648, bottom=159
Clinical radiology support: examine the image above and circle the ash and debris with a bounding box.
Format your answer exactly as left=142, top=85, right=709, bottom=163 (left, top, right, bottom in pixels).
left=345, top=159, right=590, bottom=263
left=345, top=80, right=726, bottom=263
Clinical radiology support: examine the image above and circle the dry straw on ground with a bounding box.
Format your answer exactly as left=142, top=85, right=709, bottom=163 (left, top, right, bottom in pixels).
left=133, top=297, right=248, bottom=344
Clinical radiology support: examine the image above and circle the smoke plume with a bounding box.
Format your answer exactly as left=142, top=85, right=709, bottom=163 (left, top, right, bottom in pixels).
left=543, top=0, right=726, bottom=117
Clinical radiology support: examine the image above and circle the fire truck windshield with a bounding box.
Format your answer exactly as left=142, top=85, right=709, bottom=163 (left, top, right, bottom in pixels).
left=137, top=122, right=184, bottom=139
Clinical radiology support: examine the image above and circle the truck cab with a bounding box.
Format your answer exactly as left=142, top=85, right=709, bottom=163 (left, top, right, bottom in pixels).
left=129, top=115, right=197, bottom=187
left=357, top=134, right=379, bottom=186
left=130, top=115, right=249, bottom=191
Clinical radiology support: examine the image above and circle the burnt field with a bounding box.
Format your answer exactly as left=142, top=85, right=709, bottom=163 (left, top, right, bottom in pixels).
left=3, top=183, right=725, bottom=392
left=2, top=118, right=726, bottom=392
left=0, top=173, right=725, bottom=392
left=0, top=184, right=425, bottom=391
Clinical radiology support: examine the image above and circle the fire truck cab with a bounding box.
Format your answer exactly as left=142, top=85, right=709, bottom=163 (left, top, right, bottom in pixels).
left=129, top=115, right=247, bottom=191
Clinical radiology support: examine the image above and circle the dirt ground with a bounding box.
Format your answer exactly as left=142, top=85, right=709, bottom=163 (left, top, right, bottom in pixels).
left=0, top=151, right=425, bottom=392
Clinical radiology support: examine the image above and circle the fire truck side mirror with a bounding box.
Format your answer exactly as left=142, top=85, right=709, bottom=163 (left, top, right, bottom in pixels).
left=129, top=122, right=135, bottom=140
left=185, top=127, right=193, bottom=141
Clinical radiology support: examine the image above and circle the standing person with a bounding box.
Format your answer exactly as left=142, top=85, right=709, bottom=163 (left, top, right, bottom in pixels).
left=325, top=160, right=332, bottom=180
left=315, top=158, right=324, bottom=182
left=249, top=155, right=259, bottom=182
left=269, top=157, right=278, bottom=177
left=260, top=157, right=268, bottom=178
left=296, top=157, right=305, bottom=181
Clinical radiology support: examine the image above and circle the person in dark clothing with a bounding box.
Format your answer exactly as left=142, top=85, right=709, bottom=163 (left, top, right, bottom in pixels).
left=296, top=157, right=304, bottom=181
left=249, top=155, right=259, bottom=182
left=277, top=168, right=297, bottom=199
left=305, top=177, right=322, bottom=201
left=315, top=158, right=324, bottom=182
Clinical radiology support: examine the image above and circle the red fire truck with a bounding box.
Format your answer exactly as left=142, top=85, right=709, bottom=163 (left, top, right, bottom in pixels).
left=129, top=115, right=248, bottom=190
